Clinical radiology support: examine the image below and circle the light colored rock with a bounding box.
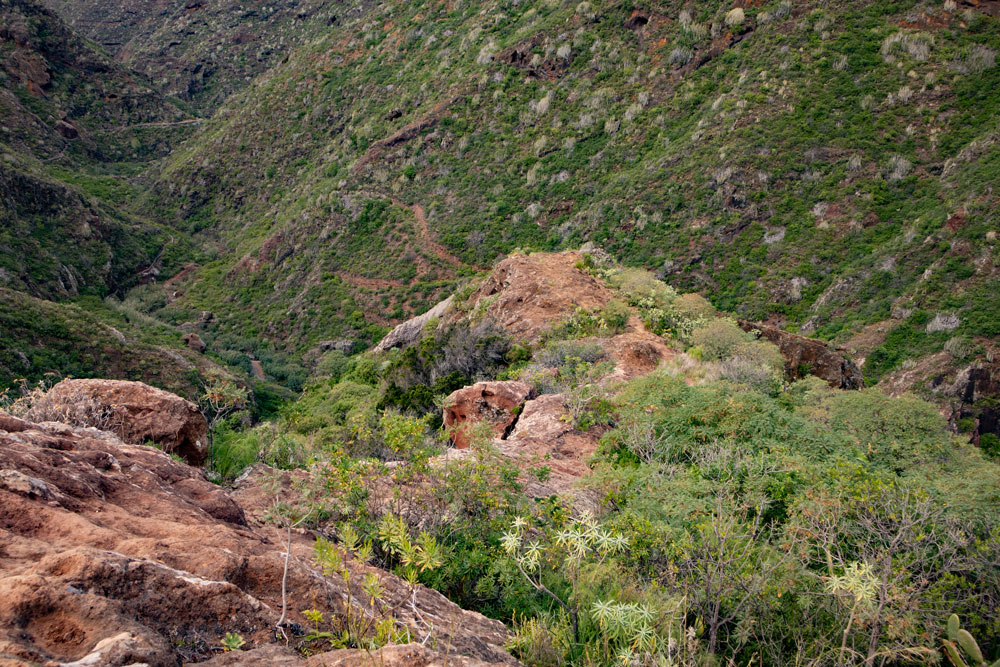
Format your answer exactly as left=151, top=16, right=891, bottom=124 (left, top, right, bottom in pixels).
left=498, top=393, right=601, bottom=508
left=375, top=295, right=454, bottom=352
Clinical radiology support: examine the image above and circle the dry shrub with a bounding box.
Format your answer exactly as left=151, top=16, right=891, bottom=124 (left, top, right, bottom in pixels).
left=24, top=387, right=128, bottom=437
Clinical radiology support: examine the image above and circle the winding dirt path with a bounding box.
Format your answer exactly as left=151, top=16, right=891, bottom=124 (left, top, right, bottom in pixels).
left=388, top=197, right=465, bottom=270
left=333, top=191, right=472, bottom=296
left=98, top=118, right=205, bottom=132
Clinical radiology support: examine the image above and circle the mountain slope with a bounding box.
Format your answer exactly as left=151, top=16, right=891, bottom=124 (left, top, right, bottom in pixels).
left=143, top=0, right=999, bottom=400
left=42, top=0, right=345, bottom=111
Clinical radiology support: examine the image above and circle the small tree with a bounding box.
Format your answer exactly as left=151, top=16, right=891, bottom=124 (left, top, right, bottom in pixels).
left=200, top=376, right=249, bottom=466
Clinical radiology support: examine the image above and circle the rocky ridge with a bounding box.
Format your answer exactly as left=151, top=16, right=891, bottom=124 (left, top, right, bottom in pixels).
left=0, top=411, right=514, bottom=666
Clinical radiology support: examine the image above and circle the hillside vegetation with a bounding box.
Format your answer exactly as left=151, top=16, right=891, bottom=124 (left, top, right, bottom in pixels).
left=0, top=0, right=998, bottom=664
left=143, top=0, right=999, bottom=402
left=193, top=252, right=1000, bottom=665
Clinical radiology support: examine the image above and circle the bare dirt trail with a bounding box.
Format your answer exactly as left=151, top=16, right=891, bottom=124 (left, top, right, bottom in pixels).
left=98, top=118, right=205, bottom=132
left=333, top=190, right=472, bottom=299
left=388, top=197, right=465, bottom=270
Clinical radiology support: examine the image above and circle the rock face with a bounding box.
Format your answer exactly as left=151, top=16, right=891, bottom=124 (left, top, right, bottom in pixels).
left=439, top=392, right=603, bottom=510
left=375, top=295, right=454, bottom=352
left=738, top=320, right=864, bottom=389
left=443, top=381, right=535, bottom=449
left=500, top=394, right=602, bottom=506
left=603, top=329, right=675, bottom=382
left=25, top=378, right=209, bottom=465
left=0, top=413, right=515, bottom=666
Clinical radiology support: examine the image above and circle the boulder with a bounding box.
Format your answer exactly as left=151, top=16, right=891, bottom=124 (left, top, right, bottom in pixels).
left=183, top=331, right=207, bottom=352
left=500, top=394, right=602, bottom=508
left=602, top=328, right=674, bottom=381
left=443, top=381, right=535, bottom=449
left=26, top=378, right=209, bottom=465
left=0, top=415, right=515, bottom=666
left=439, top=392, right=603, bottom=510
left=737, top=320, right=863, bottom=389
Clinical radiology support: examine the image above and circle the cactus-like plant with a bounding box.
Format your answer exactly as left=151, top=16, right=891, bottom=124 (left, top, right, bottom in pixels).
left=942, top=614, right=1000, bottom=667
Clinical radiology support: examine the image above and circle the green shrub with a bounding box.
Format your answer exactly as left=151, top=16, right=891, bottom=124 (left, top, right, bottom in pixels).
left=980, top=432, right=1000, bottom=459
left=689, top=318, right=756, bottom=361
left=671, top=293, right=716, bottom=321
left=534, top=340, right=606, bottom=367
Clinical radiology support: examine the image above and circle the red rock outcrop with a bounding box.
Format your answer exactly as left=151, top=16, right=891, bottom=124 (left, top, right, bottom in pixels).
left=466, top=251, right=616, bottom=343
left=375, top=252, right=674, bottom=379
left=603, top=327, right=674, bottom=381
left=0, top=414, right=515, bottom=666
left=440, top=393, right=602, bottom=510
left=25, top=378, right=209, bottom=465
left=443, top=381, right=535, bottom=449
left=499, top=394, right=601, bottom=506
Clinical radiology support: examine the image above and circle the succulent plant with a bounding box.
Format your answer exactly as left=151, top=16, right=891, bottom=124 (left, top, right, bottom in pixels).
left=942, top=614, right=1000, bottom=667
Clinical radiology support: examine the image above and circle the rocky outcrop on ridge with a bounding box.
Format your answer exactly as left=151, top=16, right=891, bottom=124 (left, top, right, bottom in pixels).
left=0, top=413, right=514, bottom=666
left=375, top=295, right=454, bottom=352
left=25, top=378, right=210, bottom=465
left=465, top=251, right=617, bottom=343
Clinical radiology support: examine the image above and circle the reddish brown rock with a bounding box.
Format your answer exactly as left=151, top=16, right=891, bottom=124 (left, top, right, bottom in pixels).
left=440, top=393, right=603, bottom=510
left=602, top=327, right=674, bottom=381
left=443, top=381, right=535, bottom=449
left=183, top=332, right=207, bottom=353
left=466, top=252, right=616, bottom=343
left=0, top=416, right=514, bottom=666
left=499, top=394, right=602, bottom=507
left=737, top=320, right=863, bottom=389
left=25, top=378, right=209, bottom=465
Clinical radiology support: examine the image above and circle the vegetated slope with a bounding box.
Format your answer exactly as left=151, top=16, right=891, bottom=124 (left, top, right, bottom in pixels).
left=42, top=0, right=347, bottom=112
left=0, top=0, right=194, bottom=162
left=147, top=0, right=999, bottom=406
left=201, top=251, right=1000, bottom=664
left=0, top=0, right=198, bottom=299
left=0, top=0, right=249, bottom=393
left=0, top=288, right=235, bottom=400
